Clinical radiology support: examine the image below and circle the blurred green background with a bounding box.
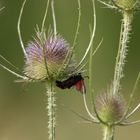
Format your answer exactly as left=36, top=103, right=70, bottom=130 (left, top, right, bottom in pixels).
left=0, top=0, right=140, bottom=140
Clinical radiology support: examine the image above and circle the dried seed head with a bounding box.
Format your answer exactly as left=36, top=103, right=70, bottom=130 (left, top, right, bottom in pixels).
left=112, top=0, right=140, bottom=11
left=24, top=30, right=75, bottom=81
left=95, top=93, right=126, bottom=124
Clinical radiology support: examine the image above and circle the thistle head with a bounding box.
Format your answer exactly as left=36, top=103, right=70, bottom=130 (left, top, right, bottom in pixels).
left=112, top=0, right=140, bottom=11
left=95, top=93, right=126, bottom=125
left=24, top=29, right=75, bottom=81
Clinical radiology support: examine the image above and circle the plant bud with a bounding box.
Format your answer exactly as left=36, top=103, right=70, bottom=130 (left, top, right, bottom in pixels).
left=95, top=93, right=126, bottom=124
left=113, top=0, right=139, bottom=10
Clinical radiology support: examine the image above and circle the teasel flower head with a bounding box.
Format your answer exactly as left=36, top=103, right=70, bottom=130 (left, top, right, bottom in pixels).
left=112, top=0, right=140, bottom=11
left=98, top=0, right=140, bottom=12
left=95, top=93, right=126, bottom=125
left=24, top=29, right=75, bottom=82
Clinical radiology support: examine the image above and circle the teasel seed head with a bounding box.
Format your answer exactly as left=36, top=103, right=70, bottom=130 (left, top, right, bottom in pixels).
left=24, top=29, right=75, bottom=81
left=112, top=0, right=140, bottom=11
left=95, top=93, right=126, bottom=125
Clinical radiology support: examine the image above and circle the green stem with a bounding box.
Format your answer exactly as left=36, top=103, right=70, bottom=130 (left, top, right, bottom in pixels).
left=17, top=0, right=27, bottom=57
left=46, top=81, right=56, bottom=140
left=113, top=11, right=133, bottom=95
left=41, top=0, right=50, bottom=32
left=51, top=0, right=57, bottom=37
left=103, top=125, right=115, bottom=140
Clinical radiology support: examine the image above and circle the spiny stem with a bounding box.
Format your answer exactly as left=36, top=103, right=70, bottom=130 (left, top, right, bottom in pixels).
left=113, top=11, right=133, bottom=95
left=46, top=81, right=56, bottom=140
left=103, top=125, right=115, bottom=140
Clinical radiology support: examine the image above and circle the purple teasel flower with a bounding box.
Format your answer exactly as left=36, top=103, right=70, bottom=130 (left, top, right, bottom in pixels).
left=0, top=0, right=99, bottom=86
left=24, top=30, right=75, bottom=81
